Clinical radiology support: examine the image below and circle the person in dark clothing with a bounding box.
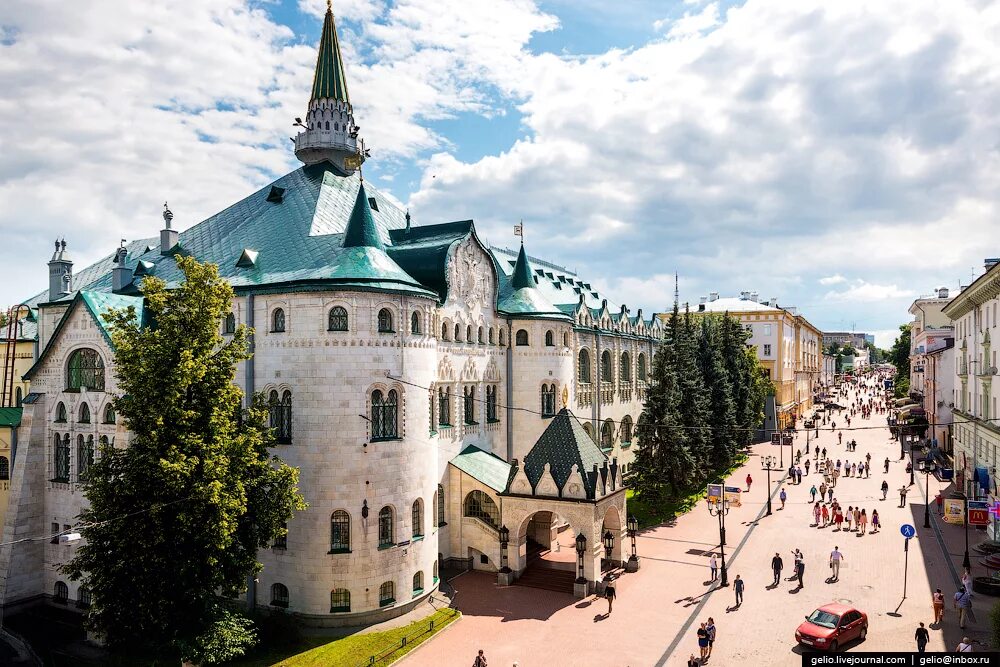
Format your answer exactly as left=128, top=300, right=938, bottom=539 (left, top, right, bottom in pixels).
left=795, top=559, right=805, bottom=588
left=734, top=574, right=744, bottom=606
left=605, top=582, right=616, bottom=614
left=771, top=552, right=783, bottom=586
left=473, top=649, right=488, bottom=667
left=915, top=622, right=930, bottom=652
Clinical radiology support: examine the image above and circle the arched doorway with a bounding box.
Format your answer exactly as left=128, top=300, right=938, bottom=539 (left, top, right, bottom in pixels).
left=515, top=510, right=576, bottom=595
left=600, top=505, right=624, bottom=571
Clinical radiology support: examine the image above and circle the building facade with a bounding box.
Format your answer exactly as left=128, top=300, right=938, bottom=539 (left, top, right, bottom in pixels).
left=0, top=5, right=660, bottom=624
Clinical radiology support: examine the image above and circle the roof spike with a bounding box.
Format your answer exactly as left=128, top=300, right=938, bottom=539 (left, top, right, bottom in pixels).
left=342, top=181, right=384, bottom=251
left=510, top=242, right=534, bottom=290
left=311, top=1, right=350, bottom=103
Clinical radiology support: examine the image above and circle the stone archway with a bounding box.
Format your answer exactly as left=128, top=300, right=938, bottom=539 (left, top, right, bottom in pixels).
left=600, top=505, right=625, bottom=569
left=513, top=509, right=578, bottom=594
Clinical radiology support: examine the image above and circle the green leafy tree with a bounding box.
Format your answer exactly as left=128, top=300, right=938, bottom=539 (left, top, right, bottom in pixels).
left=890, top=324, right=912, bottom=381
left=64, top=256, right=306, bottom=664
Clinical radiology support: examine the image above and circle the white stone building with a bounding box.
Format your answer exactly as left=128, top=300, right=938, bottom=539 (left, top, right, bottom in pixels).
left=0, top=5, right=661, bottom=625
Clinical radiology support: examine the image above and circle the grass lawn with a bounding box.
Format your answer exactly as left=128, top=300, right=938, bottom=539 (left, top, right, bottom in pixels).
left=627, top=454, right=750, bottom=529
left=229, top=607, right=460, bottom=667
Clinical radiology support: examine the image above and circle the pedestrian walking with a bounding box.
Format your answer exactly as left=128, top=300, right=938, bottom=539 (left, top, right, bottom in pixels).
left=697, top=623, right=709, bottom=661
left=605, top=581, right=616, bottom=614
left=734, top=575, right=744, bottom=606
left=881, top=480, right=889, bottom=500
left=859, top=509, right=867, bottom=535
left=709, top=555, right=718, bottom=582
left=474, top=649, right=488, bottom=667
left=884, top=457, right=890, bottom=473
left=805, top=459, right=811, bottom=475
left=815, top=445, right=820, bottom=458
left=813, top=502, right=821, bottom=525
left=771, top=552, right=783, bottom=585
left=865, top=462, right=870, bottom=478
left=845, top=506, right=853, bottom=531
left=822, top=447, right=827, bottom=459
left=954, top=588, right=972, bottom=628
left=936, top=493, right=944, bottom=515
left=865, top=452, right=871, bottom=466
left=779, top=488, right=787, bottom=510
left=821, top=504, right=830, bottom=527
left=810, top=484, right=818, bottom=503
left=834, top=508, right=843, bottom=531
left=795, top=558, right=805, bottom=588
left=871, top=509, right=879, bottom=532
left=915, top=622, right=929, bottom=653
left=706, top=617, right=716, bottom=659
left=963, top=568, right=973, bottom=595
left=746, top=474, right=753, bottom=492
left=899, top=486, right=909, bottom=508
left=830, top=547, right=843, bottom=581
left=819, top=482, right=827, bottom=501
left=933, top=588, right=945, bottom=624
left=957, top=637, right=974, bottom=652
left=828, top=486, right=834, bottom=503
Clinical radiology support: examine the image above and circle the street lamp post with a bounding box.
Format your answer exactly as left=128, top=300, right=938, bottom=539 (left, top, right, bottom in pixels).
left=707, top=492, right=731, bottom=587
left=920, top=458, right=937, bottom=529
left=762, top=455, right=779, bottom=516
left=963, top=494, right=972, bottom=570
left=909, top=441, right=916, bottom=487
left=499, top=525, right=511, bottom=573
left=625, top=515, right=640, bottom=572
left=574, top=533, right=588, bottom=599
left=603, top=530, right=615, bottom=568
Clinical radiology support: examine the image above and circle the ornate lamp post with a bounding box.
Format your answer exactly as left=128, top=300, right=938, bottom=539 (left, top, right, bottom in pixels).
left=707, top=492, right=731, bottom=587
left=499, top=525, right=511, bottom=573
left=575, top=533, right=587, bottom=583
left=625, top=515, right=640, bottom=572
left=762, top=454, right=780, bottom=516
left=921, top=458, right=937, bottom=529
left=603, top=530, right=615, bottom=566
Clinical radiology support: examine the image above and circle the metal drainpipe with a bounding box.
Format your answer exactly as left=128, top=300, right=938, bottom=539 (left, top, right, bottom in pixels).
left=244, top=292, right=256, bottom=610
left=594, top=328, right=600, bottom=432
left=505, top=317, right=513, bottom=462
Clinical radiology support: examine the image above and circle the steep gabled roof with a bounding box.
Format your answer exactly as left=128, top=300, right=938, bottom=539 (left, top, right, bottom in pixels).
left=523, top=408, right=607, bottom=498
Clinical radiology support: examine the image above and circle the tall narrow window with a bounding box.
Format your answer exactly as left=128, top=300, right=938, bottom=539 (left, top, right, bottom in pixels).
left=601, top=350, right=612, bottom=382
left=269, top=390, right=292, bottom=444
left=638, top=353, right=647, bottom=382
left=224, top=313, right=236, bottom=334
left=0, top=456, right=9, bottom=481
left=15, top=387, right=21, bottom=407
left=330, top=510, right=351, bottom=552
left=455, top=324, right=462, bottom=342
left=515, top=329, right=529, bottom=346
left=66, top=349, right=105, bottom=391
left=478, top=326, right=484, bottom=344
left=78, top=403, right=90, bottom=424
left=620, top=352, right=631, bottom=382
left=378, top=308, right=394, bottom=333
left=412, top=499, right=423, bottom=538
left=601, top=419, right=614, bottom=448
left=379, top=581, right=395, bottom=606
left=541, top=384, right=556, bottom=417
left=272, top=522, right=287, bottom=549
left=378, top=506, right=394, bottom=547
left=441, top=323, right=450, bottom=341
left=103, top=403, right=116, bottom=424
left=438, top=387, right=450, bottom=427
left=270, top=583, right=289, bottom=608
left=463, top=386, right=475, bottom=424
left=545, top=330, right=554, bottom=347
left=437, top=484, right=446, bottom=526
left=78, top=435, right=94, bottom=481
left=77, top=586, right=92, bottom=609
left=489, top=328, right=495, bottom=345
left=328, top=306, right=348, bottom=331
left=55, top=402, right=67, bottom=423
left=499, top=329, right=506, bottom=347
left=621, top=415, right=633, bottom=444
left=271, top=308, right=285, bottom=333
left=330, top=588, right=351, bottom=613
left=54, top=435, right=70, bottom=482
left=467, top=325, right=473, bottom=343
left=486, top=385, right=498, bottom=422
left=54, top=581, right=69, bottom=604
left=578, top=349, right=592, bottom=383
left=413, top=571, right=424, bottom=594
left=411, top=312, right=421, bottom=334
left=372, top=389, right=399, bottom=440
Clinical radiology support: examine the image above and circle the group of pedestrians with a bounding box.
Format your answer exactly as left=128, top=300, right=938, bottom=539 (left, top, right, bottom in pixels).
left=811, top=500, right=879, bottom=534
left=692, top=617, right=717, bottom=664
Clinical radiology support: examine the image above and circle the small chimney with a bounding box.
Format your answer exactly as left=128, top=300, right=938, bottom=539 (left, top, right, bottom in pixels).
left=112, top=243, right=133, bottom=293
left=709, top=292, right=719, bottom=302
left=750, top=291, right=759, bottom=302
left=986, top=258, right=1000, bottom=272
left=937, top=287, right=949, bottom=299
left=770, top=297, right=778, bottom=307
left=739, top=291, right=749, bottom=300
left=699, top=303, right=705, bottom=312
left=47, top=239, right=73, bottom=301
left=160, top=202, right=178, bottom=255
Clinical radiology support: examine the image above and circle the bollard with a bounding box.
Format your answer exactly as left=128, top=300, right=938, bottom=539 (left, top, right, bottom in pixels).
left=430, top=619, right=435, bottom=631
left=402, top=636, right=407, bottom=647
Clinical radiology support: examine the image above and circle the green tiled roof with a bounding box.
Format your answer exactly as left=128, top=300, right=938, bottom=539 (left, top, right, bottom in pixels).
left=0, top=408, right=22, bottom=428
left=494, top=244, right=570, bottom=321
left=343, top=182, right=384, bottom=250
left=311, top=3, right=350, bottom=103
left=523, top=408, right=607, bottom=498
left=510, top=244, right=534, bottom=290
left=388, top=221, right=473, bottom=302
left=449, top=444, right=513, bottom=493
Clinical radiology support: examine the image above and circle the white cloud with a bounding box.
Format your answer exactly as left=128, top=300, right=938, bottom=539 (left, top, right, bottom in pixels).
left=819, top=275, right=847, bottom=286
left=824, top=281, right=916, bottom=303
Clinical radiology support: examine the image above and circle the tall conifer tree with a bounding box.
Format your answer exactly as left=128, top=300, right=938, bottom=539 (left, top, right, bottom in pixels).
left=699, top=316, right=737, bottom=468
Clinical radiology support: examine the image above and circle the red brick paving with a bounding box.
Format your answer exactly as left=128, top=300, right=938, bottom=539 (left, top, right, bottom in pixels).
left=401, top=382, right=991, bottom=666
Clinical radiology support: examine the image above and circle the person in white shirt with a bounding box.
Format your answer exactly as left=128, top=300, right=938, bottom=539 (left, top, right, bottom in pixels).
left=829, top=547, right=844, bottom=581
left=709, top=555, right=718, bottom=582
left=957, top=637, right=974, bottom=652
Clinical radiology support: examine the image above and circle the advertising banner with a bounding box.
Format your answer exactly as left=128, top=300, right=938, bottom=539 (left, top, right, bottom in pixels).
left=706, top=484, right=743, bottom=507
left=943, top=498, right=966, bottom=525
left=969, top=500, right=990, bottom=527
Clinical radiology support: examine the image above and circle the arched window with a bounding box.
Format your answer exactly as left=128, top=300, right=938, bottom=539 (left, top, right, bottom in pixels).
left=563, top=332, right=570, bottom=347
left=438, top=387, right=450, bottom=427
left=545, top=330, right=554, bottom=347
left=371, top=389, right=399, bottom=440
left=54, top=434, right=70, bottom=482
left=78, top=403, right=90, bottom=424
left=541, top=384, right=556, bottom=417
left=463, top=386, right=475, bottom=425
left=379, top=580, right=395, bottom=606
left=67, top=348, right=105, bottom=391
left=489, top=328, right=495, bottom=345
left=224, top=313, right=236, bottom=334
left=330, top=510, right=350, bottom=552
left=77, top=586, right=92, bottom=609
left=14, top=387, right=21, bottom=407
left=53, top=581, right=69, bottom=604
left=269, top=390, right=292, bottom=444
left=433, top=560, right=439, bottom=582
left=499, top=329, right=506, bottom=347
left=454, top=324, right=461, bottom=342
left=515, top=329, right=529, bottom=346
left=378, top=506, right=394, bottom=547
left=601, top=350, right=612, bottom=382
left=478, top=326, right=484, bottom=344
left=578, top=349, right=592, bottom=383
left=486, top=385, right=498, bottom=422
left=78, top=435, right=94, bottom=481
left=601, top=419, right=614, bottom=448
left=55, top=402, right=67, bottom=423
left=437, top=484, right=446, bottom=526
left=411, top=312, right=421, bottom=334
left=621, top=415, right=633, bottom=445
left=464, top=490, right=500, bottom=529
left=466, top=325, right=473, bottom=343
left=0, top=456, right=8, bottom=481
left=638, top=353, right=647, bottom=381
left=377, top=308, right=394, bottom=333
left=583, top=422, right=596, bottom=443
left=328, top=306, right=348, bottom=331
left=103, top=403, right=116, bottom=424
left=441, top=323, right=450, bottom=341
left=99, top=435, right=109, bottom=451
left=412, top=499, right=423, bottom=538
left=271, top=308, right=285, bottom=333
left=270, top=583, right=289, bottom=607
left=330, top=588, right=351, bottom=613
left=413, top=571, right=424, bottom=593
left=620, top=352, right=631, bottom=382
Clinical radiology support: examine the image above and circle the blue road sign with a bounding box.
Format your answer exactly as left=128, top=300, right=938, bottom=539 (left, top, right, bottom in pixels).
left=900, top=524, right=916, bottom=538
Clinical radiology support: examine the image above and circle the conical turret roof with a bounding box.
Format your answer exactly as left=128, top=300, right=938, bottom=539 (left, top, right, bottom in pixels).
left=496, top=242, right=569, bottom=320
left=342, top=182, right=384, bottom=250
left=311, top=1, right=350, bottom=103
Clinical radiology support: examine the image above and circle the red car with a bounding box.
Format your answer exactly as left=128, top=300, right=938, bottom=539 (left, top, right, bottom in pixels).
left=795, top=603, right=868, bottom=652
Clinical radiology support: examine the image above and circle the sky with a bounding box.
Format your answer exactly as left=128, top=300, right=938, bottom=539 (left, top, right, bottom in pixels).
left=2, top=0, right=999, bottom=348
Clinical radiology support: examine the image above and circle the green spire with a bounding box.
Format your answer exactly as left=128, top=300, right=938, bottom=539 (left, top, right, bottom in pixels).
left=311, top=1, right=350, bottom=103
left=510, top=242, right=534, bottom=290
left=342, top=182, right=384, bottom=250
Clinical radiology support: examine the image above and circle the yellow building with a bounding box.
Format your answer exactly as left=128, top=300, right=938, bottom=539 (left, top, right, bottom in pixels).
left=0, top=408, right=17, bottom=524
left=1, top=306, right=36, bottom=408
